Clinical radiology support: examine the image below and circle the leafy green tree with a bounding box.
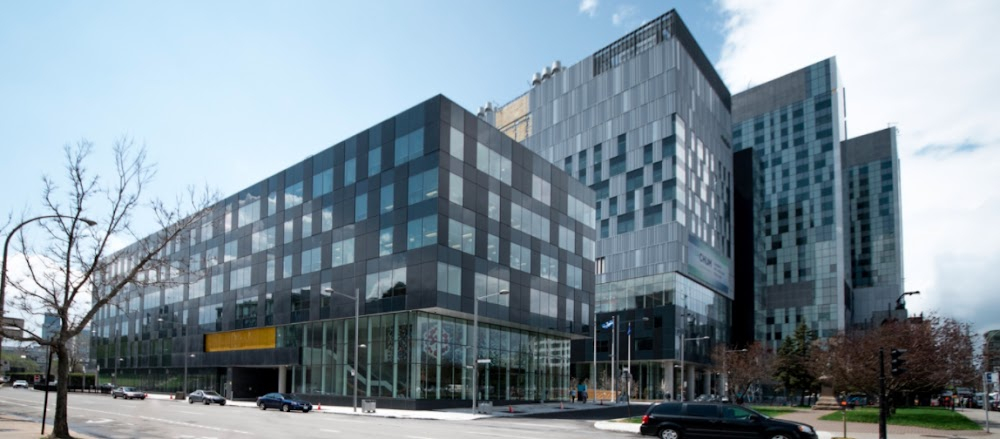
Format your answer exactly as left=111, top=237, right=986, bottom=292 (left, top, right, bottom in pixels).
left=774, top=323, right=818, bottom=405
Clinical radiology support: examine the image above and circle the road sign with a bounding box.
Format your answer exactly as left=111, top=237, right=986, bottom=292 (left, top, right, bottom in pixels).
left=477, top=359, right=492, bottom=364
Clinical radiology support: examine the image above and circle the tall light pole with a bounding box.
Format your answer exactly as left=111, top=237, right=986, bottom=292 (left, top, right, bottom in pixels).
left=0, top=215, right=96, bottom=349
left=158, top=317, right=192, bottom=396
left=472, top=288, right=509, bottom=414
left=326, top=287, right=361, bottom=412
left=895, top=291, right=920, bottom=310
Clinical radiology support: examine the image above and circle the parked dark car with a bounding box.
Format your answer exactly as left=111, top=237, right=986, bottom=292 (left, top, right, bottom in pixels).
left=256, top=392, right=312, bottom=412
left=188, top=389, right=227, bottom=405
left=111, top=386, right=146, bottom=400
left=640, top=402, right=818, bottom=439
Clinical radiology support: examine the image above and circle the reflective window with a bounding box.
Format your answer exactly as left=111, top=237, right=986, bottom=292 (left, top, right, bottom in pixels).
left=302, top=247, right=322, bottom=274
left=368, top=147, right=381, bottom=177
left=487, top=234, right=499, bottom=263
left=437, top=262, right=461, bottom=296
left=394, top=127, right=425, bottom=166
left=366, top=267, right=407, bottom=301
left=379, top=226, right=393, bottom=256
left=448, top=127, right=464, bottom=161
left=510, top=242, right=531, bottom=273
left=344, top=158, right=357, bottom=186
left=540, top=255, right=558, bottom=282
left=449, top=173, right=463, bottom=206
left=447, top=219, right=474, bottom=255
left=331, top=238, right=355, bottom=267
left=407, top=215, right=437, bottom=250
left=407, top=169, right=438, bottom=205
left=355, top=193, right=367, bottom=222
left=380, top=184, right=395, bottom=214
left=285, top=181, right=303, bottom=208
left=313, top=168, right=333, bottom=198
left=488, top=191, right=500, bottom=221
left=566, top=264, right=582, bottom=289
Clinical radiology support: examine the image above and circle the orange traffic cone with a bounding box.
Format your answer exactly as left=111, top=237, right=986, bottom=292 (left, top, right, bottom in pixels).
left=170, top=394, right=174, bottom=400
left=317, top=403, right=322, bottom=411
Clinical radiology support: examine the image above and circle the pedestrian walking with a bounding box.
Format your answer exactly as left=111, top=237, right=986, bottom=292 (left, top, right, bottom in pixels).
left=577, top=378, right=588, bottom=404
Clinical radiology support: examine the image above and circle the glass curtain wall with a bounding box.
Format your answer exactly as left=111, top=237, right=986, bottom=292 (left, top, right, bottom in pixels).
left=286, top=310, right=571, bottom=401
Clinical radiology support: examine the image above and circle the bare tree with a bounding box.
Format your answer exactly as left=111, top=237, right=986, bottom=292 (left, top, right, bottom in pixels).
left=1, top=138, right=212, bottom=438
left=810, top=315, right=979, bottom=403
left=713, top=342, right=774, bottom=403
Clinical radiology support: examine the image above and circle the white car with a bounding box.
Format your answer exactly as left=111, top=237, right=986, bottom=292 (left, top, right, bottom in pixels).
left=12, top=380, right=29, bottom=389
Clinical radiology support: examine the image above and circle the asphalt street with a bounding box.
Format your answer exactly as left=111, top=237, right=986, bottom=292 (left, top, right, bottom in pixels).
left=0, top=389, right=634, bottom=439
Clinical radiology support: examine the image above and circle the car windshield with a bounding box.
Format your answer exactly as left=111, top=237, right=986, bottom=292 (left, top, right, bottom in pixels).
left=204, top=391, right=221, bottom=397
left=122, top=387, right=136, bottom=391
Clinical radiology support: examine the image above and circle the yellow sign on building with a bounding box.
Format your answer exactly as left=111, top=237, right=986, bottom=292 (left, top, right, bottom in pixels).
left=205, top=327, right=276, bottom=352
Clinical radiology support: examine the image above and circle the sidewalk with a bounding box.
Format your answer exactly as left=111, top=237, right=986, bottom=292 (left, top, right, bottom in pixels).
left=0, top=414, right=97, bottom=439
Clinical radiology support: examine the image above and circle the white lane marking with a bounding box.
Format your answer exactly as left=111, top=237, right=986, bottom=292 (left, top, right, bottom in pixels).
left=178, top=410, right=203, bottom=415
left=406, top=436, right=438, bottom=439
left=139, top=416, right=251, bottom=435
left=86, top=419, right=113, bottom=424
left=485, top=421, right=574, bottom=430
left=322, top=429, right=341, bottom=433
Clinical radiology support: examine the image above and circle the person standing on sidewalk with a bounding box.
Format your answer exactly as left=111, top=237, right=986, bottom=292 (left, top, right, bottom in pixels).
left=577, top=379, right=588, bottom=404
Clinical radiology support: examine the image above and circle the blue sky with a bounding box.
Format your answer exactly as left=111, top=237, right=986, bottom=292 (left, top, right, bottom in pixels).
left=3, top=1, right=999, bottom=334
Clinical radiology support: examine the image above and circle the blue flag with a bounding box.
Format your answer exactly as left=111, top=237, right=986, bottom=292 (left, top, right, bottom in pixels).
left=627, top=322, right=632, bottom=335
left=601, top=319, right=615, bottom=329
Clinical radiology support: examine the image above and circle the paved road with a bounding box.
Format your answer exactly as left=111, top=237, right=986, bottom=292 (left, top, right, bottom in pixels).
left=0, top=389, right=633, bottom=439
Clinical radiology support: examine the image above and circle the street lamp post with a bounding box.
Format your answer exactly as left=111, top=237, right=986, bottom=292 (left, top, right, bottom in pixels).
left=0, top=215, right=96, bottom=349
left=895, top=291, right=920, bottom=310
left=472, top=288, right=509, bottom=414
left=326, top=288, right=361, bottom=412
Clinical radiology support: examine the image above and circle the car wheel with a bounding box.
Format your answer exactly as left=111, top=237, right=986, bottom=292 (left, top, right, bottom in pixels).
left=258, top=402, right=266, bottom=411
left=768, top=435, right=791, bottom=439
left=189, top=398, right=195, bottom=404
left=204, top=400, right=210, bottom=405
left=302, top=409, right=310, bottom=413
left=220, top=401, right=226, bottom=406
left=658, top=428, right=680, bottom=439
left=281, top=404, right=290, bottom=412
left=113, top=394, right=118, bottom=399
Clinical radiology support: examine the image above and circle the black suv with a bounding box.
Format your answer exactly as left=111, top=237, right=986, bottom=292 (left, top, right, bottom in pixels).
left=640, top=402, right=818, bottom=439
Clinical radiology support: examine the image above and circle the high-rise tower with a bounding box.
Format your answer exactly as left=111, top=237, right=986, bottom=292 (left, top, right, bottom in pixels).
left=486, top=10, right=733, bottom=400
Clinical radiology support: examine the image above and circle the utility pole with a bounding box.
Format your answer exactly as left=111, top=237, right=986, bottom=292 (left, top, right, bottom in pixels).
left=878, top=348, right=887, bottom=439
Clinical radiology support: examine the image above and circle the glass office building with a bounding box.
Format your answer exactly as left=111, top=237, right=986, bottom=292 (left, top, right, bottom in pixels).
left=90, top=95, right=596, bottom=409
left=841, top=127, right=904, bottom=325
left=484, top=10, right=733, bottom=401
left=732, top=59, right=849, bottom=343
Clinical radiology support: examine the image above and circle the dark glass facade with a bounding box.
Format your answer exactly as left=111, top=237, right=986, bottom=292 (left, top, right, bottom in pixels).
left=841, top=127, right=904, bottom=325
left=90, top=95, right=595, bottom=409
left=732, top=59, right=848, bottom=343
left=486, top=10, right=734, bottom=402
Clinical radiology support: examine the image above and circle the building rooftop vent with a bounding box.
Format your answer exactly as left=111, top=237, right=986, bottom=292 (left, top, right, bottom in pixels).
left=531, top=72, right=542, bottom=85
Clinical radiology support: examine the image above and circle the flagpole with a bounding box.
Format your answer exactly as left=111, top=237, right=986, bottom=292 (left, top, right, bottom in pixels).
left=610, top=315, right=618, bottom=404
left=627, top=322, right=632, bottom=403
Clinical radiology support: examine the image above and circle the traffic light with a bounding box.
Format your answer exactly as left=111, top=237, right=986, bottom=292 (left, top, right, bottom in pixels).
left=890, top=348, right=907, bottom=376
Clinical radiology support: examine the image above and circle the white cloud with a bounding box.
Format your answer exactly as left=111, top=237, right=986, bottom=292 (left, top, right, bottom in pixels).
left=612, top=5, right=637, bottom=26
left=579, top=0, right=598, bottom=17
left=717, top=0, right=1000, bottom=333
